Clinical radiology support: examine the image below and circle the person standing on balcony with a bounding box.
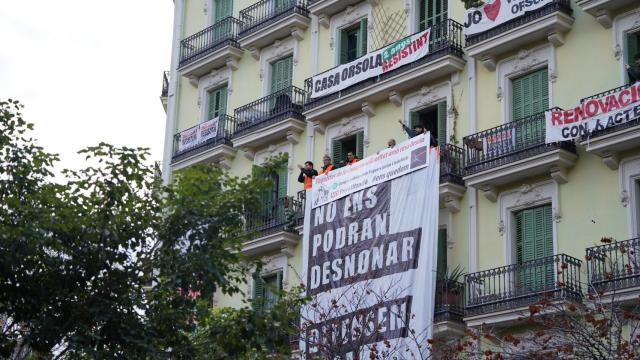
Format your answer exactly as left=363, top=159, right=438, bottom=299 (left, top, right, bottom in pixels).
left=397, top=120, right=438, bottom=146
left=626, top=53, right=640, bottom=84
left=319, top=155, right=334, bottom=175
left=297, top=161, right=318, bottom=190
left=387, top=139, right=396, bottom=148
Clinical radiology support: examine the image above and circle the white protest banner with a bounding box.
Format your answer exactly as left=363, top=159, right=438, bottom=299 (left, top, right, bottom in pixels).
left=310, top=29, right=430, bottom=98
left=464, top=0, right=553, bottom=36
left=545, top=82, right=640, bottom=143
left=300, top=145, right=440, bottom=358
left=311, top=134, right=430, bottom=209
left=199, top=117, right=219, bottom=143
left=178, top=126, right=199, bottom=152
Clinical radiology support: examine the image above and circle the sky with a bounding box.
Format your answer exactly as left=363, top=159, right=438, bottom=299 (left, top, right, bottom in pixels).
left=0, top=1, right=174, bottom=172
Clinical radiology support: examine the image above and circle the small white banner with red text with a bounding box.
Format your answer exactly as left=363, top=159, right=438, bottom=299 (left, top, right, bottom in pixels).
left=545, top=83, right=640, bottom=143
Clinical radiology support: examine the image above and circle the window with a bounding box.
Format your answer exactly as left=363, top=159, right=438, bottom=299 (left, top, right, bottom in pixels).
left=409, top=102, right=447, bottom=146
left=515, top=205, right=553, bottom=292
left=270, top=56, right=293, bottom=95
left=331, top=131, right=364, bottom=165
left=419, top=0, right=447, bottom=31
left=625, top=30, right=640, bottom=84
left=437, top=228, right=447, bottom=277
left=252, top=162, right=288, bottom=225
left=207, top=86, right=227, bottom=120
left=512, top=69, right=549, bottom=121
left=253, top=271, right=283, bottom=313
left=338, top=19, right=368, bottom=65
left=214, top=0, right=232, bottom=22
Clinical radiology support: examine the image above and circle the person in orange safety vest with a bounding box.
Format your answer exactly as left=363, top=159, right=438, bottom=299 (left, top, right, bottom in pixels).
left=297, top=161, right=318, bottom=190
left=319, top=155, right=334, bottom=175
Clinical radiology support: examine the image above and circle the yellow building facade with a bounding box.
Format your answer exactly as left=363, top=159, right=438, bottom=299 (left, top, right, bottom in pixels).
left=161, top=0, right=640, bottom=345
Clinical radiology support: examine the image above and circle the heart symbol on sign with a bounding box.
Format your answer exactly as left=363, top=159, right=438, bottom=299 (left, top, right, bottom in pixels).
left=483, top=0, right=501, bottom=22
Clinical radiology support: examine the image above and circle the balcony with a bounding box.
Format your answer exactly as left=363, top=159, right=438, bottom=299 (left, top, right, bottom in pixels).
left=232, top=86, right=306, bottom=151
left=440, top=144, right=466, bottom=213
left=586, top=237, right=640, bottom=303
left=466, top=0, right=573, bottom=71
left=433, top=279, right=465, bottom=338
left=464, top=254, right=582, bottom=327
left=178, top=17, right=243, bottom=78
left=304, top=19, right=465, bottom=124
left=171, top=115, right=237, bottom=170
left=160, top=71, right=169, bottom=112
left=578, top=84, right=640, bottom=170
left=462, top=111, right=577, bottom=202
left=238, top=0, right=310, bottom=55
left=575, top=0, right=637, bottom=28
left=307, top=0, right=362, bottom=18
left=243, top=196, right=304, bottom=257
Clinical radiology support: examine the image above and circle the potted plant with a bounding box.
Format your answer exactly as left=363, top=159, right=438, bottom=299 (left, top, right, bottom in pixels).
left=437, top=265, right=465, bottom=305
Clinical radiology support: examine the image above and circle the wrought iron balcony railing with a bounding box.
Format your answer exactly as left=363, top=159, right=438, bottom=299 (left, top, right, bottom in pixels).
left=465, top=0, right=572, bottom=46
left=245, top=196, right=304, bottom=238
left=586, top=237, right=640, bottom=294
left=172, top=115, right=236, bottom=163
left=462, top=110, right=576, bottom=175
left=233, top=85, right=306, bottom=138
left=179, top=17, right=242, bottom=68
left=440, top=144, right=465, bottom=186
left=161, top=71, right=170, bottom=97
left=304, top=19, right=464, bottom=110
left=239, top=0, right=309, bottom=37
left=579, top=83, right=640, bottom=140
left=464, top=254, right=582, bottom=317
left=434, top=278, right=464, bottom=323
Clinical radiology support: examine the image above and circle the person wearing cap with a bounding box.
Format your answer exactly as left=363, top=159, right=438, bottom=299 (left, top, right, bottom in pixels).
left=398, top=120, right=438, bottom=146
left=297, top=161, right=318, bottom=190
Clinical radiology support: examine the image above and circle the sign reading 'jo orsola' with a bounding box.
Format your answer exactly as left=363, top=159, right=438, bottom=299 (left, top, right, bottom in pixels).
left=464, top=0, right=554, bottom=36
left=309, top=29, right=431, bottom=98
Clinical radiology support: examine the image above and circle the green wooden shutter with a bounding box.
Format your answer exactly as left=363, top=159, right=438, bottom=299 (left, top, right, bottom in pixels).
left=437, top=102, right=447, bottom=146
left=253, top=274, right=265, bottom=313
left=332, top=139, right=343, bottom=165
left=516, top=205, right=553, bottom=293
left=276, top=270, right=283, bottom=291
left=625, top=33, right=640, bottom=84
left=271, top=56, right=293, bottom=94
left=437, top=228, right=447, bottom=277
left=420, top=0, right=448, bottom=31
left=277, top=164, right=288, bottom=199
left=356, top=131, right=364, bottom=160
left=358, top=18, right=368, bottom=57
left=339, top=28, right=349, bottom=65
left=214, top=0, right=232, bottom=22
left=512, top=69, right=548, bottom=121
left=207, top=87, right=227, bottom=120
left=409, top=112, right=420, bottom=129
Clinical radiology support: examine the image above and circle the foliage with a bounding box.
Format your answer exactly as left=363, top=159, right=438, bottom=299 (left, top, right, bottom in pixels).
left=0, top=99, right=297, bottom=359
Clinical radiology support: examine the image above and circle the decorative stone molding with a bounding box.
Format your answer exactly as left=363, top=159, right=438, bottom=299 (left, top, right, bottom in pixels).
left=248, top=47, right=260, bottom=60
left=260, top=37, right=298, bottom=96
left=330, top=2, right=372, bottom=65
left=286, top=130, right=300, bottom=145
left=618, top=156, right=640, bottom=237
left=314, top=121, right=326, bottom=135
left=388, top=90, right=403, bottom=107
left=361, top=101, right=375, bottom=117
left=481, top=185, right=498, bottom=202
left=613, top=9, right=640, bottom=84
left=481, top=55, right=497, bottom=72
left=324, top=114, right=368, bottom=157
left=291, top=26, right=304, bottom=41
left=318, top=14, right=330, bottom=28
left=197, top=67, right=233, bottom=122
left=255, top=142, right=295, bottom=175
left=225, top=57, right=239, bottom=71
left=188, top=75, right=199, bottom=88
left=498, top=180, right=559, bottom=264
left=243, top=148, right=255, bottom=161
left=497, top=45, right=556, bottom=124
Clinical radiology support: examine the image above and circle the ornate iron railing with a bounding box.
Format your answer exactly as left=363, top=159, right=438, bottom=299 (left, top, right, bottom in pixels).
left=179, top=17, right=242, bottom=67
left=171, top=115, right=236, bottom=163
left=462, top=110, right=576, bottom=175
left=161, top=71, right=170, bottom=97
left=586, top=237, right=640, bottom=294
left=440, top=144, right=464, bottom=185
left=239, top=0, right=309, bottom=37
left=434, top=279, right=464, bottom=323
left=466, top=0, right=572, bottom=46
left=233, top=85, right=306, bottom=138
left=304, top=19, right=464, bottom=110
left=580, top=84, right=629, bottom=103
left=464, top=254, right=582, bottom=317
left=245, top=196, right=304, bottom=237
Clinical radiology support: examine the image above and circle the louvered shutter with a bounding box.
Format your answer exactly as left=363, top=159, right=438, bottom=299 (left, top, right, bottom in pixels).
left=513, top=69, right=548, bottom=147
left=253, top=273, right=265, bottom=313
left=437, top=228, right=447, bottom=276
left=271, top=56, right=293, bottom=95
left=207, top=87, right=227, bottom=120
left=625, top=33, right=639, bottom=83
left=421, top=0, right=447, bottom=32
left=437, top=102, right=447, bottom=146
left=356, top=131, right=364, bottom=160
left=332, top=139, right=343, bottom=165
left=339, top=28, right=349, bottom=64
left=516, top=205, right=553, bottom=293
left=214, top=0, right=232, bottom=22
left=409, top=112, right=420, bottom=129
left=358, top=18, right=368, bottom=58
